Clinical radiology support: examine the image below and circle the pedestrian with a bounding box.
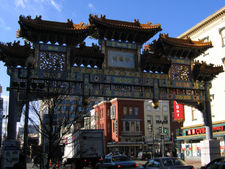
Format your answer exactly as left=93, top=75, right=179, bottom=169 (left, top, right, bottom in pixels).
left=32, top=155, right=39, bottom=168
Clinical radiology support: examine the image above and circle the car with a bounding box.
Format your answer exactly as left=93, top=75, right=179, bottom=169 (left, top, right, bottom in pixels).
left=140, top=157, right=194, bottom=169
left=137, top=151, right=153, bottom=160
left=95, top=154, right=138, bottom=169
left=200, top=157, right=225, bottom=169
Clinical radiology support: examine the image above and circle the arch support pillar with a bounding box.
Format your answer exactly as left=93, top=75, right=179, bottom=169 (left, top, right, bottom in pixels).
left=200, top=82, right=220, bottom=166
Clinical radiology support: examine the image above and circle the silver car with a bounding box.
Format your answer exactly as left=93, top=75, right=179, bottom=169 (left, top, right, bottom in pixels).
left=140, top=157, right=194, bottom=169
left=96, top=154, right=138, bottom=169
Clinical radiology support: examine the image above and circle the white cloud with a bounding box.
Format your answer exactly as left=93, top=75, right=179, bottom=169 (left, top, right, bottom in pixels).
left=49, top=0, right=61, bottom=12
left=15, top=0, right=26, bottom=8
left=0, top=18, right=11, bottom=30
left=88, top=3, right=96, bottom=12
left=14, top=0, right=61, bottom=12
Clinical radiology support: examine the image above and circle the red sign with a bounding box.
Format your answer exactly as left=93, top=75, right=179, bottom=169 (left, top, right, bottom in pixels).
left=187, top=126, right=224, bottom=135
left=173, top=101, right=184, bottom=122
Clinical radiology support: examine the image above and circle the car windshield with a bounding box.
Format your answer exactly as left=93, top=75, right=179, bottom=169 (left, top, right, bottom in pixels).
left=103, top=159, right=112, bottom=163
left=112, top=156, right=130, bottom=162
left=162, top=158, right=186, bottom=166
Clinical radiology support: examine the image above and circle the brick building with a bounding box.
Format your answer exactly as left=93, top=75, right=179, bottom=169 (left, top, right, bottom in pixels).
left=94, top=98, right=144, bottom=156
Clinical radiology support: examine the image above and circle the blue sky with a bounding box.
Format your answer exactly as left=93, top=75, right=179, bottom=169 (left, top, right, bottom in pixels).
left=0, top=0, right=224, bottom=97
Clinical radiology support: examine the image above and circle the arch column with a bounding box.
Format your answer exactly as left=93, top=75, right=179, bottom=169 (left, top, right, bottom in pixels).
left=200, top=82, right=220, bottom=166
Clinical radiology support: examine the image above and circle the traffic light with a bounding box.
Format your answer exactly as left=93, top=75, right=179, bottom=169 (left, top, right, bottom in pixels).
left=163, top=128, right=168, bottom=134
left=159, top=127, right=162, bottom=133
left=148, top=124, right=153, bottom=132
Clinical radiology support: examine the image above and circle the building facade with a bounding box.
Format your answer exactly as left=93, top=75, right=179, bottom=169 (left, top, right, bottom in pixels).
left=144, top=100, right=171, bottom=156
left=93, top=98, right=180, bottom=157
left=177, top=6, right=225, bottom=160
left=94, top=98, right=144, bottom=157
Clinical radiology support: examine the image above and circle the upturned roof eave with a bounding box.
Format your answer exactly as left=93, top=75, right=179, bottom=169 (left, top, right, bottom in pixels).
left=19, top=16, right=93, bottom=33
left=89, top=14, right=162, bottom=32
left=159, top=34, right=213, bottom=49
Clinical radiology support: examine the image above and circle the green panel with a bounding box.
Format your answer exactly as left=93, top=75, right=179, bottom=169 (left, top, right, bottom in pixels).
left=105, top=40, right=138, bottom=49
left=39, top=44, right=67, bottom=52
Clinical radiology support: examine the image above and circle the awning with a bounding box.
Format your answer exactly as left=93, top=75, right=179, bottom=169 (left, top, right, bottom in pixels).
left=107, top=142, right=144, bottom=147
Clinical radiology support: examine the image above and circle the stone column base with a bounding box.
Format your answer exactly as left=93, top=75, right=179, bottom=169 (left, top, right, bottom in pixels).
left=1, top=139, right=21, bottom=169
left=200, top=139, right=220, bottom=166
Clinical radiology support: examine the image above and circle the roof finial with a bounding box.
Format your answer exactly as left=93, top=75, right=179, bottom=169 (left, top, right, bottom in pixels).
left=100, top=14, right=106, bottom=19
left=134, top=19, right=140, bottom=25
left=67, top=19, right=73, bottom=25
left=35, top=15, right=42, bottom=21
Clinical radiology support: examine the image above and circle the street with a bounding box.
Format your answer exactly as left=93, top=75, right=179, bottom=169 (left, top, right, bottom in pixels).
left=26, top=160, right=201, bottom=169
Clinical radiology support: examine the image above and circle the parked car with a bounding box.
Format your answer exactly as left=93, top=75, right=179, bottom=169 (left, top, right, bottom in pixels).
left=140, top=157, right=194, bottom=169
left=95, top=154, right=138, bottom=169
left=200, top=157, right=225, bottom=169
left=137, top=151, right=153, bottom=160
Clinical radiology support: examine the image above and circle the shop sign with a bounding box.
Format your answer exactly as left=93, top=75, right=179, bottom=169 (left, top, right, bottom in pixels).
left=220, top=146, right=225, bottom=149
left=187, top=126, right=224, bottom=135
left=173, top=101, right=184, bottom=122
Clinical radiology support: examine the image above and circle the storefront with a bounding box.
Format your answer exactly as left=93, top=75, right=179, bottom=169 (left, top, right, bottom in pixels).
left=107, top=142, right=144, bottom=158
left=177, top=122, right=225, bottom=161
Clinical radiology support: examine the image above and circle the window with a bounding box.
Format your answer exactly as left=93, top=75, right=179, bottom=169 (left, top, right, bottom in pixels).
left=62, top=106, right=67, bottom=111
left=219, top=27, right=225, bottom=47
left=129, top=107, right=133, bottom=116
left=70, top=100, right=75, bottom=104
left=78, top=100, right=82, bottom=105
left=163, top=105, right=168, bottom=112
left=136, top=121, right=140, bottom=131
left=62, top=100, right=66, bottom=104
left=191, top=107, right=197, bottom=121
left=134, top=107, right=139, bottom=116
left=131, top=121, right=135, bottom=132
left=123, top=106, right=127, bottom=116
left=163, top=115, right=168, bottom=123
left=147, top=115, right=152, bottom=124
left=155, top=115, right=160, bottom=123
left=70, top=106, right=75, bottom=112
left=146, top=105, right=151, bottom=111
left=125, top=121, right=130, bottom=131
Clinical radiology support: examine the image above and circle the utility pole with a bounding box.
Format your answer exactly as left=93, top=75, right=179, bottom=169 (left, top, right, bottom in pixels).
left=157, top=120, right=167, bottom=157
left=161, top=124, right=165, bottom=157
left=151, top=124, right=155, bottom=158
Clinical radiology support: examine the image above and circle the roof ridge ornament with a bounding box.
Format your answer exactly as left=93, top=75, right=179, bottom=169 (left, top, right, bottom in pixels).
left=100, top=14, right=106, bottom=20
left=67, top=19, right=73, bottom=25
left=35, top=15, right=42, bottom=21
left=134, top=19, right=140, bottom=25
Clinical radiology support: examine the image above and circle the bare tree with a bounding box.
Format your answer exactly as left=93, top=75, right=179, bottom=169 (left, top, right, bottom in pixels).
left=21, top=93, right=92, bottom=169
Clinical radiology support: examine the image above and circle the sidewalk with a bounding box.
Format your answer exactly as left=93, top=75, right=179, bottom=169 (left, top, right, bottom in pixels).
left=27, top=162, right=39, bottom=169
left=185, top=160, right=202, bottom=169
